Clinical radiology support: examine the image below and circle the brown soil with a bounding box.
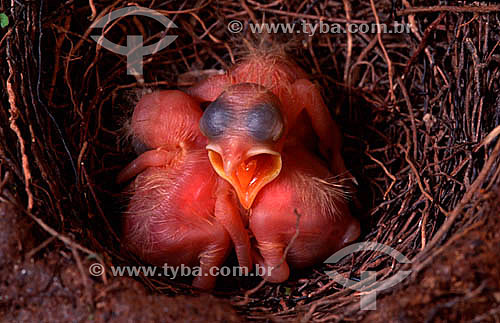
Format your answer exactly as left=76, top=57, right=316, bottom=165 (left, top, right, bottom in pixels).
left=0, top=199, right=241, bottom=322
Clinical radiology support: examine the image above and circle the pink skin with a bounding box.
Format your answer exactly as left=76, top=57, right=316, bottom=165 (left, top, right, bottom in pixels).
left=120, top=53, right=360, bottom=287
left=187, top=55, right=351, bottom=174
left=249, top=145, right=360, bottom=282
left=119, top=90, right=252, bottom=290
left=189, top=54, right=360, bottom=283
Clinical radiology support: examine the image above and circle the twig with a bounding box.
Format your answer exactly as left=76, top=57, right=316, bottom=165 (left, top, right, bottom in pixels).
left=26, top=236, right=56, bottom=259
left=342, top=0, right=353, bottom=84
left=27, top=210, right=102, bottom=260
left=232, top=279, right=267, bottom=306
left=7, top=54, right=34, bottom=212
left=240, top=0, right=258, bottom=25
left=71, top=246, right=93, bottom=304
left=397, top=77, right=419, bottom=161
left=365, top=150, right=396, bottom=199
left=88, top=0, right=97, bottom=20
left=279, top=209, right=302, bottom=268
left=403, top=13, right=446, bottom=76
left=474, top=125, right=500, bottom=152
left=399, top=143, right=449, bottom=216
left=370, top=0, right=395, bottom=103
left=397, top=5, right=500, bottom=15
left=254, top=7, right=368, bottom=24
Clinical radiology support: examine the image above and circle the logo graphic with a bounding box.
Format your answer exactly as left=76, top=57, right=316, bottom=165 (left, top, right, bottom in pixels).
left=324, top=242, right=412, bottom=310
left=90, top=6, right=178, bottom=75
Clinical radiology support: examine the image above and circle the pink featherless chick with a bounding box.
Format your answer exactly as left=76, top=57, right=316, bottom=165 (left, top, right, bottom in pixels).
left=189, top=50, right=361, bottom=282
left=117, top=90, right=252, bottom=290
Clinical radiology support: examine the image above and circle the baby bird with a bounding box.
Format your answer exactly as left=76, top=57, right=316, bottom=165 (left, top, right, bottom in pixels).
left=119, top=49, right=360, bottom=288
left=192, top=52, right=360, bottom=282
left=118, top=90, right=252, bottom=290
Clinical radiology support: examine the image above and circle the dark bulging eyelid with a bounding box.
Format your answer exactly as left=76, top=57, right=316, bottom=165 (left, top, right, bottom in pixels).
left=199, top=99, right=232, bottom=139
left=246, top=103, right=284, bottom=142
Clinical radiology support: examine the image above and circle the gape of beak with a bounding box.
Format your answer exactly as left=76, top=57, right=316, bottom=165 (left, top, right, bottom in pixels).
left=207, top=145, right=282, bottom=209
left=199, top=83, right=286, bottom=209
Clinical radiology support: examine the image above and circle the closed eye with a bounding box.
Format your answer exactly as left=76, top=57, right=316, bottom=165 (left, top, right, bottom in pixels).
left=199, top=98, right=233, bottom=139
left=246, top=103, right=284, bottom=142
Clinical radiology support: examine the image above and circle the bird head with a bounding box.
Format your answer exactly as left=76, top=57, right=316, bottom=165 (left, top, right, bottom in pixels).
left=199, top=83, right=287, bottom=209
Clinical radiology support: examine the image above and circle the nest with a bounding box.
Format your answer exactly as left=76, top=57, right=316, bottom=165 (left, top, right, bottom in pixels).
left=1, top=0, right=500, bottom=321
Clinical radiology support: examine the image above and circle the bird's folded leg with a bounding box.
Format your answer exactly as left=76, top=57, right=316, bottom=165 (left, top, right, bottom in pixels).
left=290, top=79, right=355, bottom=183
left=214, top=179, right=253, bottom=271
left=193, top=240, right=231, bottom=290
left=252, top=241, right=290, bottom=283
left=116, top=149, right=175, bottom=183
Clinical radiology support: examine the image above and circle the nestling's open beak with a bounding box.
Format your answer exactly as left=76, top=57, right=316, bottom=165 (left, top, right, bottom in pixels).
left=207, top=148, right=282, bottom=209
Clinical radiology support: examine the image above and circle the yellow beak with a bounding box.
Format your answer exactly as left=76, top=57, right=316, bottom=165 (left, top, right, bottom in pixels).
left=208, top=150, right=282, bottom=209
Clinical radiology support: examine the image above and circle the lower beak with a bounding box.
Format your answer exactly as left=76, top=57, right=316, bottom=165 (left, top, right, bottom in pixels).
left=208, top=150, right=282, bottom=209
